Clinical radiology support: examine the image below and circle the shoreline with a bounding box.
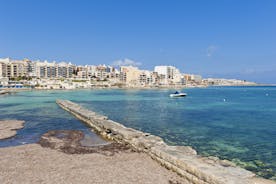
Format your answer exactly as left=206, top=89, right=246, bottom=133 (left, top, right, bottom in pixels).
left=0, top=121, right=190, bottom=184
left=1, top=90, right=273, bottom=183
left=0, top=143, right=190, bottom=184
left=56, top=99, right=274, bottom=184
left=1, top=83, right=273, bottom=94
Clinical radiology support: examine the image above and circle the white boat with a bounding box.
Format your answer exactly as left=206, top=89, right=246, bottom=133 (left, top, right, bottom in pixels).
left=170, top=91, right=187, bottom=97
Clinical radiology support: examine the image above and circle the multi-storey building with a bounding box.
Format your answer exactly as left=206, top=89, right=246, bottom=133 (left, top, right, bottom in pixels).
left=35, top=61, right=56, bottom=78
left=120, top=66, right=141, bottom=85
left=0, top=58, right=10, bottom=78
left=57, top=62, right=74, bottom=78
left=184, top=74, right=202, bottom=83
left=76, top=65, right=88, bottom=79
left=154, top=65, right=182, bottom=85
left=0, top=58, right=27, bottom=79
left=24, top=59, right=36, bottom=77
left=191, top=74, right=202, bottom=83
left=139, top=70, right=152, bottom=86
left=95, top=65, right=108, bottom=80
left=35, top=61, right=74, bottom=79
left=0, top=57, right=199, bottom=86
left=86, top=65, right=97, bottom=78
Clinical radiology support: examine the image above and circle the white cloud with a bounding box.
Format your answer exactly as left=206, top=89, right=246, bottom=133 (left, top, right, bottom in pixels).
left=206, top=45, right=218, bottom=57
left=112, top=58, right=142, bottom=67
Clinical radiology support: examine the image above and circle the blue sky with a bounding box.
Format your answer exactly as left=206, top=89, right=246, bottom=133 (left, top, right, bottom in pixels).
left=0, top=0, right=275, bottom=83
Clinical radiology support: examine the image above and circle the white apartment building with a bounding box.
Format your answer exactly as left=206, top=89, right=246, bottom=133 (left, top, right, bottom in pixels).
left=35, top=61, right=74, bottom=79
left=25, top=59, right=36, bottom=77
left=57, top=62, right=74, bottom=78
left=0, top=58, right=10, bottom=78
left=95, top=65, right=108, bottom=80
left=154, top=65, right=182, bottom=84
left=0, top=62, right=3, bottom=77
left=77, top=70, right=88, bottom=79
left=191, top=74, right=202, bottom=83
left=139, top=70, right=152, bottom=85
left=86, top=65, right=97, bottom=78
left=0, top=58, right=28, bottom=79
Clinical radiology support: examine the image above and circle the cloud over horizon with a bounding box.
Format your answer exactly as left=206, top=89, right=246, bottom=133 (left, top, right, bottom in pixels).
left=206, top=45, right=218, bottom=57
left=111, top=58, right=142, bottom=67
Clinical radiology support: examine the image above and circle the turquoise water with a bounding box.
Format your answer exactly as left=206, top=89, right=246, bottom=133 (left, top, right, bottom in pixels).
left=0, top=87, right=275, bottom=179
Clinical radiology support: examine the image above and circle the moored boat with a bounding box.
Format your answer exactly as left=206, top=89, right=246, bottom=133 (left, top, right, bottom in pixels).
left=170, top=91, right=187, bottom=97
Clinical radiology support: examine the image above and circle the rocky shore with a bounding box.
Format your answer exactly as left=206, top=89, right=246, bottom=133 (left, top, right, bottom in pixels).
left=0, top=123, right=189, bottom=184
left=56, top=99, right=275, bottom=184
left=0, top=143, right=191, bottom=184
left=38, top=130, right=132, bottom=155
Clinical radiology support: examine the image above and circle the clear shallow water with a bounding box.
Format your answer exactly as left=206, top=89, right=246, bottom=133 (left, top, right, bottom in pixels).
left=0, top=91, right=107, bottom=147
left=0, top=87, right=275, bottom=179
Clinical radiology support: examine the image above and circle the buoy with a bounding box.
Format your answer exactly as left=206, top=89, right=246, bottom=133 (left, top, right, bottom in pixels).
left=223, top=99, right=226, bottom=102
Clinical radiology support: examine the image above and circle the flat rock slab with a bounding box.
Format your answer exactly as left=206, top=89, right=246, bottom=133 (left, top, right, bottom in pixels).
left=0, top=120, right=25, bottom=139
left=38, top=130, right=132, bottom=155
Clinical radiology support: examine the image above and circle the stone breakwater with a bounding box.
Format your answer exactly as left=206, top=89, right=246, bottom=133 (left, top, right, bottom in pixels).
left=56, top=99, right=272, bottom=184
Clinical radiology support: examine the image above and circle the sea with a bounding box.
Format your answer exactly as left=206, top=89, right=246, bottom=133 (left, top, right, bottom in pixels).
left=0, top=86, right=275, bottom=180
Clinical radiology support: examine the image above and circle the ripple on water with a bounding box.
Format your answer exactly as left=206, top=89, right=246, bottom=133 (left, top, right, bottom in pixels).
left=0, top=87, right=276, bottom=180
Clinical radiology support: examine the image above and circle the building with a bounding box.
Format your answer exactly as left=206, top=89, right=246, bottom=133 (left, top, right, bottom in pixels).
left=120, top=66, right=141, bottom=85
left=0, top=62, right=3, bottom=77
left=154, top=65, right=182, bottom=85
left=24, top=59, right=36, bottom=77
left=191, top=74, right=202, bottom=83
left=35, top=61, right=56, bottom=78
left=0, top=58, right=28, bottom=79
left=35, top=61, right=74, bottom=79
left=95, top=65, right=108, bottom=80
left=0, top=58, right=10, bottom=77
left=0, top=57, right=207, bottom=87
left=57, top=62, right=74, bottom=78
left=75, top=65, right=88, bottom=79
left=86, top=65, right=97, bottom=78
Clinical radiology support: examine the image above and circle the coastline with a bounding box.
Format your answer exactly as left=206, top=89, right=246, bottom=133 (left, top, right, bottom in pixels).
left=1, top=88, right=275, bottom=183
left=56, top=99, right=274, bottom=184
left=0, top=143, right=190, bottom=184
left=0, top=121, right=189, bottom=184
left=1, top=83, right=271, bottom=93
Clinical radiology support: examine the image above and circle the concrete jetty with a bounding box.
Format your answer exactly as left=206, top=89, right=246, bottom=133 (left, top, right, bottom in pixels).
left=56, top=99, right=273, bottom=184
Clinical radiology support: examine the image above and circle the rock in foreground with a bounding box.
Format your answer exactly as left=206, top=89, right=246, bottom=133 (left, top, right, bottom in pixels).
left=0, top=120, right=25, bottom=139
left=0, top=143, right=190, bottom=184
left=38, top=130, right=132, bottom=155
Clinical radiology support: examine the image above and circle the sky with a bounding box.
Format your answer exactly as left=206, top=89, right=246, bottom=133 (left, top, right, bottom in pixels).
left=0, top=0, right=275, bottom=83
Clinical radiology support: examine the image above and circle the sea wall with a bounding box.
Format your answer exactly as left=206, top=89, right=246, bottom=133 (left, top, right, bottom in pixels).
left=56, top=99, right=270, bottom=184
